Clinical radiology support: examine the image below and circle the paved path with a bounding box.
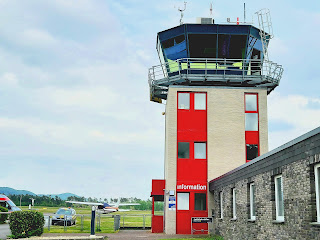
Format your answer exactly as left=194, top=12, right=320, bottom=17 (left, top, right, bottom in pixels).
left=43, top=231, right=205, bottom=240
left=0, top=223, right=10, bottom=240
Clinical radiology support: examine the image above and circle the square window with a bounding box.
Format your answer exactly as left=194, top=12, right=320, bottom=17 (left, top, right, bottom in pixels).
left=194, top=142, right=206, bottom=159
left=178, top=142, right=189, bottom=159
left=177, top=193, right=189, bottom=210
left=194, top=93, right=206, bottom=110
left=246, top=144, right=258, bottom=161
left=245, top=94, right=257, bottom=111
left=194, top=193, right=206, bottom=210
left=178, top=93, right=190, bottom=109
left=245, top=113, right=258, bottom=131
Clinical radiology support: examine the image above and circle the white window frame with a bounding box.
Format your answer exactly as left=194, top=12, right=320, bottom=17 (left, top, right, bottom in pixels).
left=275, top=175, right=284, bottom=222
left=250, top=183, right=256, bottom=220
left=220, top=191, right=223, bottom=219
left=232, top=188, right=237, bottom=219
left=315, top=163, right=320, bottom=222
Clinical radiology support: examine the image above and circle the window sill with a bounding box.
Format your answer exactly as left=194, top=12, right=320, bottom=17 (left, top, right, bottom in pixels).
left=272, top=220, right=285, bottom=224
left=247, top=219, right=256, bottom=222
left=230, top=218, right=237, bottom=221
left=310, top=222, right=320, bottom=226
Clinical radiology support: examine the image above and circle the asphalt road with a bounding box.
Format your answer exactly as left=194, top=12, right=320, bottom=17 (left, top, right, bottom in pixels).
left=0, top=223, right=10, bottom=240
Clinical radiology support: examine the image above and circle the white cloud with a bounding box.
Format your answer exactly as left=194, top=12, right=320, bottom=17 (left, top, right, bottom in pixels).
left=268, top=93, right=320, bottom=150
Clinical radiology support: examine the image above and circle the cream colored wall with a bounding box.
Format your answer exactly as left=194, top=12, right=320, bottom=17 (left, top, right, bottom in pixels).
left=164, top=87, right=177, bottom=234
left=163, top=86, right=268, bottom=233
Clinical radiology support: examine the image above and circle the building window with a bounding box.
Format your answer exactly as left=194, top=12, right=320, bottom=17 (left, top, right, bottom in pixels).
left=246, top=144, right=258, bottom=160
left=275, top=175, right=284, bottom=221
left=178, top=142, right=189, bottom=158
left=250, top=183, right=256, bottom=220
left=178, top=92, right=190, bottom=109
left=194, top=142, right=206, bottom=159
left=177, top=193, right=189, bottom=210
left=316, top=164, right=320, bottom=222
left=245, top=94, right=257, bottom=111
left=194, top=193, right=206, bottom=210
left=220, top=191, right=223, bottom=219
left=194, top=93, right=206, bottom=110
left=232, top=188, right=237, bottom=219
left=245, top=113, right=258, bottom=131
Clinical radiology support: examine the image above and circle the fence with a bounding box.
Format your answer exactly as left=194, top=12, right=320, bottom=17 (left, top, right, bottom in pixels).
left=0, top=212, right=152, bottom=233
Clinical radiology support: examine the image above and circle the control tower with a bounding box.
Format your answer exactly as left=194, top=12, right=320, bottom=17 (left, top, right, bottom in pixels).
left=150, top=12, right=283, bottom=235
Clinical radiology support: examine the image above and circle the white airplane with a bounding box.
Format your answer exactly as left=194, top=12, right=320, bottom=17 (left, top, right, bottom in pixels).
left=66, top=198, right=140, bottom=214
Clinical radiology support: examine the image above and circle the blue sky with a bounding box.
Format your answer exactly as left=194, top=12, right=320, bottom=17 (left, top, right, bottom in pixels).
left=0, top=0, right=319, bottom=200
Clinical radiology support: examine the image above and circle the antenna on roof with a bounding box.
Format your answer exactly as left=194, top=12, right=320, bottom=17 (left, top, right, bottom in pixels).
left=210, top=2, right=213, bottom=16
left=244, top=2, right=246, bottom=23
left=176, top=1, right=187, bottom=25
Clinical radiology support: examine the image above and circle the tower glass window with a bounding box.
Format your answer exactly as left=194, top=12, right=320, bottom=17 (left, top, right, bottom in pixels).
left=245, top=94, right=258, bottom=111
left=178, top=142, right=189, bottom=159
left=245, top=113, right=258, bottom=131
left=194, top=93, right=206, bottom=110
left=194, top=193, right=206, bottom=210
left=177, top=193, right=189, bottom=210
left=178, top=93, right=190, bottom=110
left=275, top=175, right=284, bottom=221
left=194, top=142, right=206, bottom=159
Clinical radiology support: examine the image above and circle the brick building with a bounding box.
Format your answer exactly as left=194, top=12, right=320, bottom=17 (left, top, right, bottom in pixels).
left=210, top=127, right=320, bottom=239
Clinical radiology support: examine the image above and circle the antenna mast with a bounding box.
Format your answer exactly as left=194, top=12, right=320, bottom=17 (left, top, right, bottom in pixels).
left=178, top=1, right=187, bottom=25
left=210, top=2, right=213, bottom=16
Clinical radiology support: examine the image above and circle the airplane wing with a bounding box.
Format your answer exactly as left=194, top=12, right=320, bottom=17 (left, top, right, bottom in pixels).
left=66, top=200, right=104, bottom=206
left=118, top=209, right=130, bottom=212
left=119, top=203, right=140, bottom=206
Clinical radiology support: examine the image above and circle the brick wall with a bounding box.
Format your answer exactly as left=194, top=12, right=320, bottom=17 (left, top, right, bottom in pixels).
left=210, top=127, right=320, bottom=239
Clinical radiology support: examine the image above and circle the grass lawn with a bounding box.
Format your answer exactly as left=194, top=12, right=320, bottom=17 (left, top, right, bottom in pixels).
left=20, top=206, right=155, bottom=233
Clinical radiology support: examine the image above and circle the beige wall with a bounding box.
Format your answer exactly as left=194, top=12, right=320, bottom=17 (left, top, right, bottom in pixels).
left=164, top=87, right=177, bottom=234
left=164, top=86, right=268, bottom=233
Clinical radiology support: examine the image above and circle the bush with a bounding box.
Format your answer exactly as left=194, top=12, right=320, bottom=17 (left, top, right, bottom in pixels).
left=9, top=211, right=44, bottom=239
left=0, top=206, right=8, bottom=224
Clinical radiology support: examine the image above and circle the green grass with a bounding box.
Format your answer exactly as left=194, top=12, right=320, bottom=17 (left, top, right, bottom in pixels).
left=20, top=206, right=154, bottom=233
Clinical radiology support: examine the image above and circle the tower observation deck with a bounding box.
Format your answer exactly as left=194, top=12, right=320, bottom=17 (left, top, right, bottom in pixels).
left=148, top=22, right=283, bottom=103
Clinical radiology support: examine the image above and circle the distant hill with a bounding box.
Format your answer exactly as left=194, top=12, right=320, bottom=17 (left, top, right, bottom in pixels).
left=0, top=187, right=80, bottom=200
left=40, top=193, right=80, bottom=200
left=0, top=187, right=36, bottom=196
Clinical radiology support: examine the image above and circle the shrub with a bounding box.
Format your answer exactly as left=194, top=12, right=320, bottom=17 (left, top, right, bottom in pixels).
left=9, top=211, right=44, bottom=239
left=0, top=206, right=8, bottom=224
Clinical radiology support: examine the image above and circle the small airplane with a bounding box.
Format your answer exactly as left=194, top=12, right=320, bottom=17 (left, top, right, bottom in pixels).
left=66, top=198, right=140, bottom=214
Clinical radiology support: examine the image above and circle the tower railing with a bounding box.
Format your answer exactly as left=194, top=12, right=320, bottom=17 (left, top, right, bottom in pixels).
left=148, top=58, right=283, bottom=100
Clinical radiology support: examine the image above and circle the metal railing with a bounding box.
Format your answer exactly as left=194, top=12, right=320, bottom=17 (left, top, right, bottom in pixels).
left=148, top=58, right=283, bottom=99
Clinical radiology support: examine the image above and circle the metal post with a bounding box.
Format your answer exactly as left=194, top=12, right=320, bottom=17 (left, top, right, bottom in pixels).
left=48, top=216, right=50, bottom=231
left=90, top=206, right=96, bottom=236
left=81, top=215, right=84, bottom=231
left=64, top=215, right=67, bottom=232
left=143, top=215, right=145, bottom=229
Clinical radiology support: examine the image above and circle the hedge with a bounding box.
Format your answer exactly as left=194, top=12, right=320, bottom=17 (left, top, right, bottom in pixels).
left=9, top=211, right=44, bottom=239
left=0, top=206, right=8, bottom=224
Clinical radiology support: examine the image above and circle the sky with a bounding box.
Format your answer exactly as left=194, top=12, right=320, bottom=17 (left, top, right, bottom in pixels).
left=0, top=0, right=319, bottom=200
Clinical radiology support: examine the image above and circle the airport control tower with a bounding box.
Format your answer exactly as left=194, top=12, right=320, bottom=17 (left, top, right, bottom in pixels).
left=150, top=9, right=283, bottom=235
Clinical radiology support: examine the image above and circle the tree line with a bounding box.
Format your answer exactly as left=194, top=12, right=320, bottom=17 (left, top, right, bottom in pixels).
left=8, top=195, right=164, bottom=211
